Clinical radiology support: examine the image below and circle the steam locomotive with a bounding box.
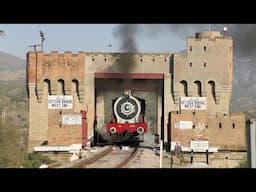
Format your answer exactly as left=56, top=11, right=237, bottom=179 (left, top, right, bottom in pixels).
left=106, top=89, right=147, bottom=143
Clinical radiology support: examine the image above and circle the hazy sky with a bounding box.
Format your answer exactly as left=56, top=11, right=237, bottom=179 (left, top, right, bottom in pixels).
left=0, top=24, right=198, bottom=59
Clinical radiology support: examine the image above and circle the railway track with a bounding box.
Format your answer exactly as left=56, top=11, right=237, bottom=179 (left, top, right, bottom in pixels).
left=76, top=146, right=113, bottom=168
left=78, top=146, right=138, bottom=168
left=115, top=146, right=138, bottom=168
left=50, top=145, right=139, bottom=168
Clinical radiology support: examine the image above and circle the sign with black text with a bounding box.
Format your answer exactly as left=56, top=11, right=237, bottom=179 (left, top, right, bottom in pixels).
left=190, top=140, right=209, bottom=152
left=180, top=97, right=207, bottom=110
left=62, top=114, right=82, bottom=125
left=48, top=96, right=73, bottom=109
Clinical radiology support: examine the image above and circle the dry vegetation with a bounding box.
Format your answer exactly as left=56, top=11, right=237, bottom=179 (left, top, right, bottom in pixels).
left=0, top=80, right=52, bottom=168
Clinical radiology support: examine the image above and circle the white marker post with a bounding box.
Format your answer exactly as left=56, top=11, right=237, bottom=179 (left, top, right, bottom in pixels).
left=160, top=140, right=163, bottom=168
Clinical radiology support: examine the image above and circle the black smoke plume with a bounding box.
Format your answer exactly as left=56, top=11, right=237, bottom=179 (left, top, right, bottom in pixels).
left=112, top=24, right=139, bottom=72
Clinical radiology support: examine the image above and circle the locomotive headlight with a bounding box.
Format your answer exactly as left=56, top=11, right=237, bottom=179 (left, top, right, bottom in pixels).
left=137, top=127, right=144, bottom=134
left=109, top=127, right=117, bottom=134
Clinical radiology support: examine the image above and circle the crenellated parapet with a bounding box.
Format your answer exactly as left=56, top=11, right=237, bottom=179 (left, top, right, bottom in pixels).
left=27, top=51, right=86, bottom=103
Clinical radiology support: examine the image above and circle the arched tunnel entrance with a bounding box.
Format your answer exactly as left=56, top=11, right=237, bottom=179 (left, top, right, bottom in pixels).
left=94, top=73, right=164, bottom=146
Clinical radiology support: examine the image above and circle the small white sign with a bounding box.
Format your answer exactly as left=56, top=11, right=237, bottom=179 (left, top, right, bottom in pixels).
left=62, top=114, right=82, bottom=125
left=190, top=140, right=209, bottom=152
left=48, top=95, right=73, bottom=109
left=179, top=121, right=193, bottom=129
left=174, top=121, right=193, bottom=129
left=180, top=97, right=207, bottom=110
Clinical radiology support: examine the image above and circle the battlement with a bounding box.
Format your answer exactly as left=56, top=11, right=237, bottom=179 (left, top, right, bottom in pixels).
left=189, top=31, right=232, bottom=41
left=196, top=31, right=222, bottom=39
left=27, top=51, right=85, bottom=103
left=27, top=51, right=85, bottom=57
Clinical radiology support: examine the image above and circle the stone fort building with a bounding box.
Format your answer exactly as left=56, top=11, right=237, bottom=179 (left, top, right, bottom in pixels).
left=27, top=30, right=246, bottom=153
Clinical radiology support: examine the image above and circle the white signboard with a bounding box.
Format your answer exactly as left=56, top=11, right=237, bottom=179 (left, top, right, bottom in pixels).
left=180, top=97, right=207, bottom=110
left=174, top=121, right=193, bottom=129
left=48, top=95, right=73, bottom=109
left=190, top=140, right=209, bottom=152
left=62, top=114, right=82, bottom=125
left=179, top=121, right=193, bottom=129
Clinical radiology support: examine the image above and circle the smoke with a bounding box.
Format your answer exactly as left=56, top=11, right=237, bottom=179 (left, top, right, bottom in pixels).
left=94, top=128, right=111, bottom=143
left=228, top=25, right=256, bottom=59
left=113, top=24, right=256, bottom=61
left=112, top=24, right=139, bottom=72
left=151, top=24, right=256, bottom=60
left=140, top=132, right=156, bottom=147
left=113, top=24, right=138, bottom=52
left=143, top=24, right=256, bottom=78
left=111, top=24, right=214, bottom=72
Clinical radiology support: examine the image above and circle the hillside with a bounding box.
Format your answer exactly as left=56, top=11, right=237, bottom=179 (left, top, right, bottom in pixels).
left=0, top=51, right=26, bottom=80
left=0, top=80, right=28, bottom=167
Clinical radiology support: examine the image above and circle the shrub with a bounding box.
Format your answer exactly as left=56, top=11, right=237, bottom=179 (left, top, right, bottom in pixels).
left=237, top=158, right=248, bottom=168
left=22, top=152, right=54, bottom=168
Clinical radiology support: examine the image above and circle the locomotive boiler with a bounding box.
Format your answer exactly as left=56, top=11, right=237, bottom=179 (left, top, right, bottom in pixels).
left=106, top=89, right=147, bottom=143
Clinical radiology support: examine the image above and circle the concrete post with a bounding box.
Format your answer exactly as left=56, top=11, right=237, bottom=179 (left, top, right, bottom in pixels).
left=206, top=150, right=209, bottom=164
left=160, top=140, right=163, bottom=168
left=250, top=120, right=256, bottom=168
left=190, top=150, right=194, bottom=164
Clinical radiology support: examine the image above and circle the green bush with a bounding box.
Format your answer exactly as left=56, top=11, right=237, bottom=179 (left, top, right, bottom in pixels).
left=237, top=158, right=248, bottom=168
left=22, top=152, right=53, bottom=168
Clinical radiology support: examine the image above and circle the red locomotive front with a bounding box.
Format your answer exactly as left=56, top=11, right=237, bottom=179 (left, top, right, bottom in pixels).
left=106, top=89, right=147, bottom=143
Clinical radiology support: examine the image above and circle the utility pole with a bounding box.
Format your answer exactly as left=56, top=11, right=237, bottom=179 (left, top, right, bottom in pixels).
left=29, top=44, right=40, bottom=52
left=0, top=30, right=6, bottom=129
left=223, top=26, right=228, bottom=36
left=0, top=109, right=6, bottom=129
left=39, top=30, right=45, bottom=51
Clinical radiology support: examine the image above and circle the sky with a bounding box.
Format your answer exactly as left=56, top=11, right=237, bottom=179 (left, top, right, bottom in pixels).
left=0, top=24, right=199, bottom=59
